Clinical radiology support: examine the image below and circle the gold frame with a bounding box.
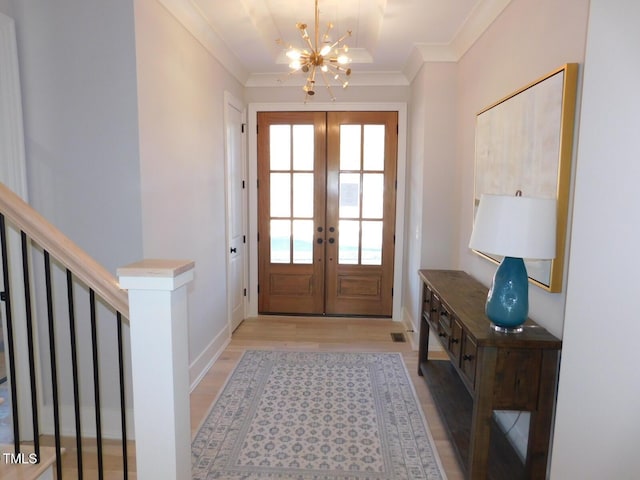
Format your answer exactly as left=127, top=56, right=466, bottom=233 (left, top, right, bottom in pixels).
left=473, top=63, right=579, bottom=292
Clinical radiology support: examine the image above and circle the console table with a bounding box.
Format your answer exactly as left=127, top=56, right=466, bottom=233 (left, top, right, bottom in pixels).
left=418, top=270, right=561, bottom=480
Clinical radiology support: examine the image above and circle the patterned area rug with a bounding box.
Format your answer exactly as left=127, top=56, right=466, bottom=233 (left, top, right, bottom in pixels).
left=192, top=351, right=446, bottom=479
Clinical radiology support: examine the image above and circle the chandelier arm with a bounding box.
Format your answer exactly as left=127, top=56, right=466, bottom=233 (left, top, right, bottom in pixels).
left=327, top=31, right=353, bottom=51
left=320, top=68, right=336, bottom=101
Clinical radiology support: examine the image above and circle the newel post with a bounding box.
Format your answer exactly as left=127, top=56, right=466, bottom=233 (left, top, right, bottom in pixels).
left=117, top=259, right=195, bottom=480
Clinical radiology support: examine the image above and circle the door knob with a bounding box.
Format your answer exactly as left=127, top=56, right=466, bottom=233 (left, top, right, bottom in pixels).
left=328, top=238, right=335, bottom=244
left=317, top=238, right=323, bottom=244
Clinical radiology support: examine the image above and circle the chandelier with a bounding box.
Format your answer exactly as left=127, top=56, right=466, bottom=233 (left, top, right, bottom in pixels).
left=278, top=0, right=352, bottom=101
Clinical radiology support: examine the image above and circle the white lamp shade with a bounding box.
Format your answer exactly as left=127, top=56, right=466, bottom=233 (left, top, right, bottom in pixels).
left=469, top=194, right=557, bottom=260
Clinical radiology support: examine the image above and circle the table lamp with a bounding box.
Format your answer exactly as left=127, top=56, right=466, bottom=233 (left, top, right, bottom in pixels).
left=469, top=193, right=557, bottom=333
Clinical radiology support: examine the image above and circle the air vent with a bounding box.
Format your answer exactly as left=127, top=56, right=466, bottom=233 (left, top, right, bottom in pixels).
left=390, top=332, right=406, bottom=343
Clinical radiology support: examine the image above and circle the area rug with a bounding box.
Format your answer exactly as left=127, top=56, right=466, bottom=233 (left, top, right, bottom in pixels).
left=192, top=350, right=446, bottom=479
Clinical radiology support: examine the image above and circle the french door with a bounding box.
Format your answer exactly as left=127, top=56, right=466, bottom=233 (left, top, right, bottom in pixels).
left=258, top=111, right=398, bottom=316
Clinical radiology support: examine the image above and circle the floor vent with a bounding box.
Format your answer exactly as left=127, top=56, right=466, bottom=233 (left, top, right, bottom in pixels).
left=390, top=332, right=406, bottom=343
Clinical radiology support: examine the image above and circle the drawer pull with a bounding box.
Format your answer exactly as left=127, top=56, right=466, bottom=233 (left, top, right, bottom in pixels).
left=438, top=332, right=448, bottom=338
left=450, top=338, right=459, bottom=344
left=463, top=354, right=474, bottom=362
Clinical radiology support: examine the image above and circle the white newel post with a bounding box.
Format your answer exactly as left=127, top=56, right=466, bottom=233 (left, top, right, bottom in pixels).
left=117, top=259, right=195, bottom=480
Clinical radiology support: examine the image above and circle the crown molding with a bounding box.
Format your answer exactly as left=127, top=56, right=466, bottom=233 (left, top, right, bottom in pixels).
left=450, top=0, right=512, bottom=59
left=403, top=0, right=512, bottom=83
left=157, top=0, right=249, bottom=84
left=159, top=0, right=512, bottom=88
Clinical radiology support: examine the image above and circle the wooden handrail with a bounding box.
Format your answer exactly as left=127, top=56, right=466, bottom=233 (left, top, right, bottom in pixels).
left=0, top=182, right=129, bottom=318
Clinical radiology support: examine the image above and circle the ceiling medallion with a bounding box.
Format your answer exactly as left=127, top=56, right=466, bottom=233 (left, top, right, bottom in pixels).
left=277, top=0, right=352, bottom=101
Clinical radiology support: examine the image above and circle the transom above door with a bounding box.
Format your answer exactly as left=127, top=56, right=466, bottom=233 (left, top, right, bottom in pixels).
left=258, top=111, right=398, bottom=316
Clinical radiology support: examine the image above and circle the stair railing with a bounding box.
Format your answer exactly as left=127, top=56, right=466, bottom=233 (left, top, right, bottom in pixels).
left=0, top=182, right=194, bottom=480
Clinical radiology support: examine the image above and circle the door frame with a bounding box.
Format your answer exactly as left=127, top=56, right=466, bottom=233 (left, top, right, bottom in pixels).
left=247, top=102, right=407, bottom=320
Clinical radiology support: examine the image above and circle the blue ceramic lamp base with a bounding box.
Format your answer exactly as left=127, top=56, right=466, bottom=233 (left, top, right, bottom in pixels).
left=486, top=256, right=529, bottom=333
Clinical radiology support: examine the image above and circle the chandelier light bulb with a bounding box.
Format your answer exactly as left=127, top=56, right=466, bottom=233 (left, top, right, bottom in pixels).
left=286, top=49, right=301, bottom=60
left=320, top=44, right=331, bottom=56
left=337, top=55, right=349, bottom=65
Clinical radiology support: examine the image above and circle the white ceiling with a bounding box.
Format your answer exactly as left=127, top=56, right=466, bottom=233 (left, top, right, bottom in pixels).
left=158, top=0, right=512, bottom=86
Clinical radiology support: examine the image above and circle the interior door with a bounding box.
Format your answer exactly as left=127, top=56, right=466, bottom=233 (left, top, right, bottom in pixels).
left=224, top=93, right=247, bottom=332
left=258, top=111, right=397, bottom=316
left=258, top=112, right=327, bottom=314
left=325, top=112, right=398, bottom=315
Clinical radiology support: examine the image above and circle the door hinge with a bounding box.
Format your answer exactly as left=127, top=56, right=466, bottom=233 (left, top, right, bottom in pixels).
left=257, top=179, right=260, bottom=188
left=243, top=288, right=247, bottom=297
left=256, top=124, right=259, bottom=135
left=243, top=235, right=246, bottom=244
left=391, top=288, right=394, bottom=297
left=241, top=123, right=246, bottom=133
left=257, top=284, right=260, bottom=294
left=0, top=291, right=6, bottom=302
left=242, top=180, right=245, bottom=189
left=393, top=234, right=396, bottom=244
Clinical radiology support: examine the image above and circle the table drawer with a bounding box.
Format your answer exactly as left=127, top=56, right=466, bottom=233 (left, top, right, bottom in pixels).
left=461, top=332, right=477, bottom=388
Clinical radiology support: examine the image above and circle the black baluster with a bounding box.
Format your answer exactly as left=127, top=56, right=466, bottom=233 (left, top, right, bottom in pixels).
left=0, top=214, right=20, bottom=453
left=44, top=251, right=63, bottom=479
left=89, top=289, right=104, bottom=479
left=66, top=270, right=83, bottom=478
left=21, top=231, right=39, bottom=459
left=117, top=312, right=128, bottom=479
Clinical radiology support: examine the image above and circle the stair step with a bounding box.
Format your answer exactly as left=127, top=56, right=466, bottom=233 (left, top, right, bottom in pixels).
left=0, top=445, right=61, bottom=480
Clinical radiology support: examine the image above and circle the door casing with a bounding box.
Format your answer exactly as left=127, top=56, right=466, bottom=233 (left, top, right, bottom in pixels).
left=247, top=102, right=408, bottom=320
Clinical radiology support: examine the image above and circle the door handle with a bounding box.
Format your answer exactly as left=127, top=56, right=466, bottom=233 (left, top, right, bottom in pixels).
left=230, top=247, right=237, bottom=253
left=317, top=238, right=323, bottom=244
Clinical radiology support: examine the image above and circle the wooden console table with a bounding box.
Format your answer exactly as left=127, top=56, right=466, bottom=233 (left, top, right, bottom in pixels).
left=418, top=270, right=561, bottom=479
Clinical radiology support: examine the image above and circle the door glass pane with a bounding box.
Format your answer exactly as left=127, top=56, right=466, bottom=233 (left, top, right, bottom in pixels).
left=293, top=219, right=313, bottom=264
left=270, top=219, right=291, bottom=263
left=362, top=173, right=384, bottom=219
left=361, top=221, right=383, bottom=265
left=293, top=125, right=314, bottom=171
left=338, top=220, right=360, bottom=264
left=270, top=125, right=291, bottom=170
left=293, top=173, right=314, bottom=218
left=270, top=173, right=291, bottom=217
left=339, top=125, right=361, bottom=170
left=363, top=125, right=385, bottom=171
left=339, top=173, right=360, bottom=219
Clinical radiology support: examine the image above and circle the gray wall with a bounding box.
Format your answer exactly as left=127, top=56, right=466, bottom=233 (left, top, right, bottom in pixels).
left=550, top=1, right=640, bottom=476
left=134, top=0, right=245, bottom=381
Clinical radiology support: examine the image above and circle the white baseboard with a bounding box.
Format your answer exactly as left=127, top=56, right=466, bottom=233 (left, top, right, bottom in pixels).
left=400, top=306, right=419, bottom=350
left=189, top=326, right=231, bottom=392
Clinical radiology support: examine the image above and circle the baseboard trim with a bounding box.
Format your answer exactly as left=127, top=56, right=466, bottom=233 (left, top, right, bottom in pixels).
left=400, top=306, right=419, bottom=351
left=189, top=326, right=231, bottom=392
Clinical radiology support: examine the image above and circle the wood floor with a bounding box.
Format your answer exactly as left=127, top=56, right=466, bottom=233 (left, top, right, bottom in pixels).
left=190, top=316, right=465, bottom=479
left=6, top=316, right=465, bottom=479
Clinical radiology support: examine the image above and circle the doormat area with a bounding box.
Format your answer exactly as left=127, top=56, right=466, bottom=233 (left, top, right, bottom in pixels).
left=192, top=350, right=446, bottom=479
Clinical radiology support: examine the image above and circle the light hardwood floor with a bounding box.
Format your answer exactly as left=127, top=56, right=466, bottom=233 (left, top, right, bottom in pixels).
left=22, top=315, right=465, bottom=479
left=190, top=316, right=465, bottom=479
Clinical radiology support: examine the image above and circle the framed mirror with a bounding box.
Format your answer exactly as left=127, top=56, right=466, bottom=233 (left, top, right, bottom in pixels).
left=473, top=63, right=578, bottom=292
